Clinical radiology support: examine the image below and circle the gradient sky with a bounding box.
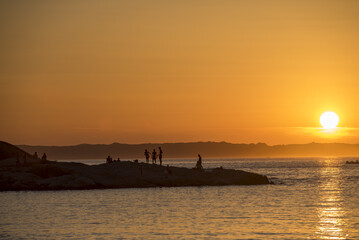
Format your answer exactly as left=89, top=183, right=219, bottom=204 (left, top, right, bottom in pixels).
left=1, top=0, right=359, bottom=145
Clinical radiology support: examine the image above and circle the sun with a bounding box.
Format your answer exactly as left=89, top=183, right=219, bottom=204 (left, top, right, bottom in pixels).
left=320, top=112, right=339, bottom=129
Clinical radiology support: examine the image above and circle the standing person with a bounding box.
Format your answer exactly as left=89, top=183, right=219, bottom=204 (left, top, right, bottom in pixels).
left=196, top=154, right=203, bottom=170
left=158, top=147, right=163, bottom=166
left=144, top=149, right=150, bottom=163
left=33, top=152, right=38, bottom=159
left=152, top=149, right=157, bottom=164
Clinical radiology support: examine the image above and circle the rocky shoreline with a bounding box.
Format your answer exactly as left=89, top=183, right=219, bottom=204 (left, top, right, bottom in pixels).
left=0, top=159, right=270, bottom=191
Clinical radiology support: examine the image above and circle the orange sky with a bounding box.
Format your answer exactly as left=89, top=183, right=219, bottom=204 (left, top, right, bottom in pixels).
left=1, top=0, right=359, bottom=145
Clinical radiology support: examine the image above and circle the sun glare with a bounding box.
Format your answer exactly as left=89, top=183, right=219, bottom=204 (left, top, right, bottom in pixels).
left=320, top=112, right=339, bottom=129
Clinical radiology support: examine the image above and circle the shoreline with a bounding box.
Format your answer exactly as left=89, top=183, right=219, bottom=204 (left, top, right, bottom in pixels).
left=0, top=159, right=270, bottom=191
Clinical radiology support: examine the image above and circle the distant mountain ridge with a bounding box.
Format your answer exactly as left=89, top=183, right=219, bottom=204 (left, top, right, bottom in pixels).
left=17, top=142, right=359, bottom=160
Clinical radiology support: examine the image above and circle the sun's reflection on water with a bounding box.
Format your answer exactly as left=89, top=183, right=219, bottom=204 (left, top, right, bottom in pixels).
left=316, top=159, right=347, bottom=239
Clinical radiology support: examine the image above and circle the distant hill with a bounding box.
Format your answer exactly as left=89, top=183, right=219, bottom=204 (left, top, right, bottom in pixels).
left=16, top=141, right=359, bottom=160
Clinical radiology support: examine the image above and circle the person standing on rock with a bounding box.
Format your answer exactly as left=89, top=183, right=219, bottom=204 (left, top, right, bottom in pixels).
left=152, top=149, right=157, bottom=164
left=144, top=149, right=150, bottom=163
left=158, top=147, right=163, bottom=165
left=196, top=154, right=203, bottom=170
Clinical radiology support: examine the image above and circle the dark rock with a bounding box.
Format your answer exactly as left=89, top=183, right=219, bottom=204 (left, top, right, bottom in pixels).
left=0, top=141, right=269, bottom=191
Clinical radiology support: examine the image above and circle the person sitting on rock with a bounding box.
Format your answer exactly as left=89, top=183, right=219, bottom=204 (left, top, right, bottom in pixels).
left=195, top=154, right=203, bottom=171
left=152, top=149, right=157, bottom=164
left=106, top=155, right=112, bottom=163
left=41, top=153, right=47, bottom=162
left=144, top=149, right=150, bottom=163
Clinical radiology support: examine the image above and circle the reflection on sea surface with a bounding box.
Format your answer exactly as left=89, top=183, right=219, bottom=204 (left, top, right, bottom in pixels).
left=316, top=159, right=347, bottom=239
left=1, top=158, right=358, bottom=239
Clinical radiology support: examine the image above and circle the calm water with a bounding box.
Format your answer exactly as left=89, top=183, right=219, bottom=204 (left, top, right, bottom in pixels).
left=1, top=158, right=359, bottom=239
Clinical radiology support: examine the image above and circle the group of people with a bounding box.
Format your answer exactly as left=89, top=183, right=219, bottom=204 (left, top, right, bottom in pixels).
left=105, top=147, right=164, bottom=165
left=144, top=147, right=163, bottom=165
left=106, top=156, right=120, bottom=163
left=104, top=147, right=204, bottom=171
left=144, top=149, right=203, bottom=171
left=16, top=152, right=47, bottom=166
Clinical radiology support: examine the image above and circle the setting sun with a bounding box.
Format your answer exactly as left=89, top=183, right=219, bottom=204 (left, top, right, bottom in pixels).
left=320, top=112, right=339, bottom=129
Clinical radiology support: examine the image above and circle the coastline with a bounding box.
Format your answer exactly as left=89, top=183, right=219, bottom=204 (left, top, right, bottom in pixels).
left=0, top=159, right=270, bottom=191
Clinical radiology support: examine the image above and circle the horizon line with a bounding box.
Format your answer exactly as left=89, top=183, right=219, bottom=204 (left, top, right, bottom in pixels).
left=12, top=140, right=359, bottom=147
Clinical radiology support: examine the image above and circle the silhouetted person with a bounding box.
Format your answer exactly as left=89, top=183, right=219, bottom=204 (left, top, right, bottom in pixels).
left=144, top=149, right=150, bottom=163
left=106, top=155, right=112, bottom=163
left=117, top=157, right=120, bottom=162
left=152, top=149, right=157, bottom=164
left=196, top=154, right=203, bottom=170
left=33, top=152, right=38, bottom=159
left=23, top=153, right=27, bottom=164
left=158, top=147, right=163, bottom=166
left=41, top=153, right=47, bottom=162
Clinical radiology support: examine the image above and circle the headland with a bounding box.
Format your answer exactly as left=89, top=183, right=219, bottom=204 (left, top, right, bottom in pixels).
left=0, top=141, right=270, bottom=191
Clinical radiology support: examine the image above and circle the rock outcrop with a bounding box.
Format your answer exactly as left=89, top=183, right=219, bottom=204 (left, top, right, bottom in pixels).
left=0, top=141, right=270, bottom=191
left=0, top=160, right=269, bottom=191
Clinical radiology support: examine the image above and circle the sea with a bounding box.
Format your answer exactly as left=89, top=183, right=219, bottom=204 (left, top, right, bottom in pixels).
left=1, top=157, right=359, bottom=239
